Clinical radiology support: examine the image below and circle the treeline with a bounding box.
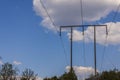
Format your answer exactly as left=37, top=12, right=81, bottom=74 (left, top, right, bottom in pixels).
left=44, top=69, right=120, bottom=80
left=0, top=62, right=78, bottom=80
left=86, top=69, right=120, bottom=80
left=0, top=62, right=37, bottom=80
left=43, top=70, right=77, bottom=80
left=1, top=62, right=120, bottom=80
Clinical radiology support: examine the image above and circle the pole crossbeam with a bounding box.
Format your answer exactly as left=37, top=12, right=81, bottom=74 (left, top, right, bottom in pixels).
left=59, top=24, right=108, bottom=76
left=60, top=25, right=108, bottom=36
left=60, top=25, right=107, bottom=28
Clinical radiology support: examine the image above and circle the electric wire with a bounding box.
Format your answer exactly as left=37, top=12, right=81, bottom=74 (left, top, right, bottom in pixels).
left=106, top=3, right=120, bottom=69
left=80, top=0, right=86, bottom=66
left=100, top=34, right=108, bottom=72
left=100, top=2, right=120, bottom=72
left=59, top=36, right=69, bottom=65
left=80, top=0, right=84, bottom=26
left=40, top=0, right=59, bottom=33
left=80, top=0, right=87, bottom=79
left=40, top=0, right=68, bottom=65
left=40, top=0, right=120, bottom=73
left=108, top=3, right=120, bottom=32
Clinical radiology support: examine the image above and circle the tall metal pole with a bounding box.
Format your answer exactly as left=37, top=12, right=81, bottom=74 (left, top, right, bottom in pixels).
left=94, top=26, right=97, bottom=76
left=70, top=27, right=73, bottom=72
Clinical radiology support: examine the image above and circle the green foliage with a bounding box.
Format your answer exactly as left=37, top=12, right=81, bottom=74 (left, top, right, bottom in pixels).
left=60, top=71, right=77, bottom=80
left=99, top=69, right=120, bottom=80
left=0, top=62, right=18, bottom=80
left=51, top=76, right=59, bottom=80
left=44, top=76, right=59, bottom=80
left=1, top=62, right=120, bottom=80
left=44, top=70, right=78, bottom=80
left=21, top=68, right=37, bottom=80
left=86, top=69, right=120, bottom=80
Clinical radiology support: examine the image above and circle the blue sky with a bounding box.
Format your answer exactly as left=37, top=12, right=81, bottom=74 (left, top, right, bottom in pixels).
left=0, top=0, right=120, bottom=79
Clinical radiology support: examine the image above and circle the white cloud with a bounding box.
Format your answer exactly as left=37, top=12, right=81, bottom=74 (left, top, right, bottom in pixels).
left=13, top=61, right=22, bottom=65
left=0, top=60, right=3, bottom=65
left=36, top=77, right=43, bottom=80
left=33, top=0, right=119, bottom=31
left=66, top=66, right=98, bottom=80
left=33, top=0, right=120, bottom=45
left=67, top=30, right=83, bottom=41
left=67, top=22, right=120, bottom=45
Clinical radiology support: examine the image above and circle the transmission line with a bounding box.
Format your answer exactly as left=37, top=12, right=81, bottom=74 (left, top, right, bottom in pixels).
left=40, top=0, right=68, bottom=65
left=108, top=3, right=120, bottom=32
left=79, top=0, right=86, bottom=78
left=79, top=0, right=86, bottom=65
left=80, top=0, right=86, bottom=66
left=100, top=2, right=120, bottom=71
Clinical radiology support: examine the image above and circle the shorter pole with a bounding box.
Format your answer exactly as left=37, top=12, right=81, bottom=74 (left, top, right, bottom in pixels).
left=94, top=26, right=97, bottom=76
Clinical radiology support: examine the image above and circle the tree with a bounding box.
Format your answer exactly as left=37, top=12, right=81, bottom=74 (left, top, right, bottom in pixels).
left=44, top=76, right=59, bottom=80
left=85, top=69, right=120, bottom=80
left=60, top=70, right=78, bottom=80
left=51, top=76, right=59, bottom=80
left=44, top=69, right=77, bottom=80
left=0, top=62, right=18, bottom=80
left=21, top=68, right=37, bottom=80
left=99, top=69, right=119, bottom=80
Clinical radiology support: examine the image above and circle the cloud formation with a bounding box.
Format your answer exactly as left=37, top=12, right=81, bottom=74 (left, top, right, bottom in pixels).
left=0, top=60, right=3, bottom=65
left=67, top=22, right=120, bottom=45
left=33, top=0, right=119, bottom=31
left=33, top=0, right=120, bottom=45
left=13, top=61, right=22, bottom=65
left=36, top=77, right=43, bottom=80
left=66, top=66, right=97, bottom=80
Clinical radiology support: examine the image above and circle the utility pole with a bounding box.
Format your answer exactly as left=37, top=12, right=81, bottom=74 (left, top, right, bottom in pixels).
left=93, top=26, right=108, bottom=77
left=94, top=26, right=97, bottom=76
left=60, top=25, right=108, bottom=76
left=70, top=27, right=73, bottom=72
left=60, top=26, right=74, bottom=73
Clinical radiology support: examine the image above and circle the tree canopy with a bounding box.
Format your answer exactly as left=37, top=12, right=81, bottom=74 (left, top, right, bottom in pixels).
left=21, top=68, right=38, bottom=80
left=0, top=62, right=18, bottom=80
left=44, top=70, right=78, bottom=80
left=1, top=62, right=120, bottom=80
left=86, top=69, right=120, bottom=80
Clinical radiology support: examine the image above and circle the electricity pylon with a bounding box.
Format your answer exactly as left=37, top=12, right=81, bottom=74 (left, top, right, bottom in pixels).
left=60, top=25, right=108, bottom=76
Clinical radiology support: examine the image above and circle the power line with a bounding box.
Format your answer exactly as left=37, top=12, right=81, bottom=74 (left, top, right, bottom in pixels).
left=59, top=36, right=69, bottom=65
left=40, top=0, right=68, bottom=65
left=40, top=0, right=58, bottom=33
left=79, top=0, right=86, bottom=78
left=108, top=3, right=120, bottom=32
left=40, top=0, right=120, bottom=73
left=100, top=2, right=120, bottom=72
left=80, top=0, right=84, bottom=26
left=80, top=0, right=86, bottom=66
left=79, top=0, right=86, bottom=65
left=100, top=35, right=108, bottom=72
